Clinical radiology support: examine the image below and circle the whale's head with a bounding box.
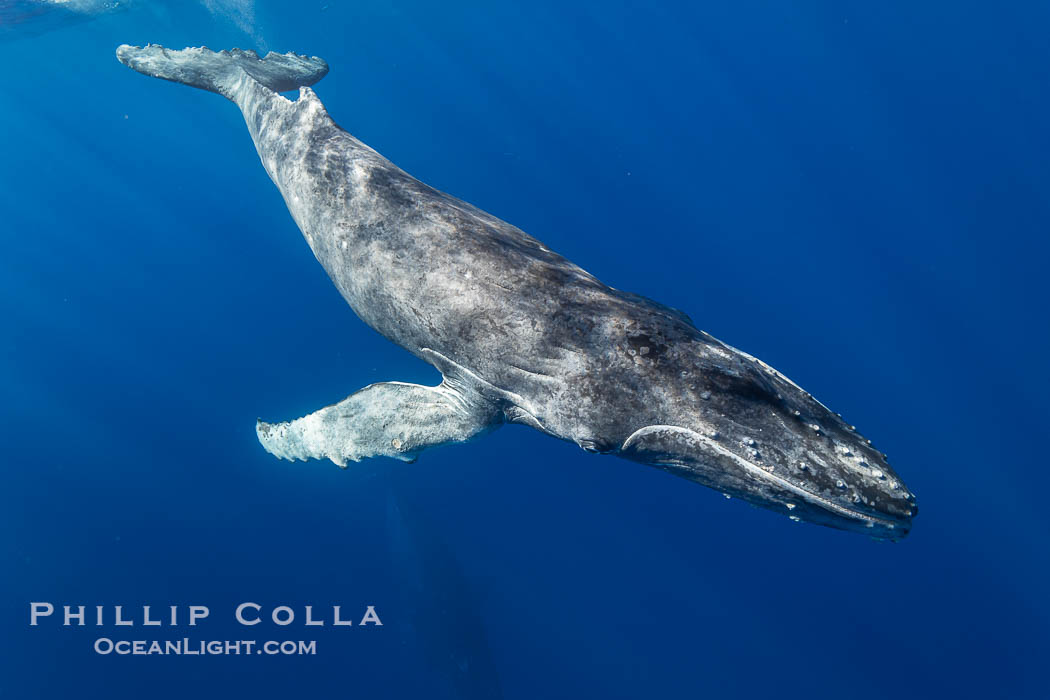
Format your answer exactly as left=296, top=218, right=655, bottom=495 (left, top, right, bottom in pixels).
left=619, top=341, right=917, bottom=540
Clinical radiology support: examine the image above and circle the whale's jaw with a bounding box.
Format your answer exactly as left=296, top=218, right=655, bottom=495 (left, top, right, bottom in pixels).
left=619, top=345, right=917, bottom=540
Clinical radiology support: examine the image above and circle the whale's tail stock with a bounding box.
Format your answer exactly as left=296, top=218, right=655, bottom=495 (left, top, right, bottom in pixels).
left=116, top=44, right=328, bottom=99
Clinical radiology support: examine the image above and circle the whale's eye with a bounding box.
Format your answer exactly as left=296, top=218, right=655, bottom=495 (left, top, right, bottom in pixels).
left=706, top=366, right=779, bottom=405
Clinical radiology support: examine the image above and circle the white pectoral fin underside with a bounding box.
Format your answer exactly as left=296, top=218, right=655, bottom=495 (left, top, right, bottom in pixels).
left=256, top=379, right=502, bottom=467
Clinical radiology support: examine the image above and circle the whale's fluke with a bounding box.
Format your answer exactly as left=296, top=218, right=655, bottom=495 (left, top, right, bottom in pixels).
left=116, top=44, right=328, bottom=98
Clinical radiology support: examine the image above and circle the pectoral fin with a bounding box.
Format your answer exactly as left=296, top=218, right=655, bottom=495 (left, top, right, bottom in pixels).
left=256, top=380, right=502, bottom=467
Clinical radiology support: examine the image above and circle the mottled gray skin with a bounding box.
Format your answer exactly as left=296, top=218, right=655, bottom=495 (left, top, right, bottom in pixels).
left=117, top=44, right=917, bottom=539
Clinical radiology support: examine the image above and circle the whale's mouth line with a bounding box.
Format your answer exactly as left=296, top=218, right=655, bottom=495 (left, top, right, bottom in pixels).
left=621, top=425, right=903, bottom=530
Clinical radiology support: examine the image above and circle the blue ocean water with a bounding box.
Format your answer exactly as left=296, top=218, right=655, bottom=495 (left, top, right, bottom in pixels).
left=2, top=1, right=1049, bottom=697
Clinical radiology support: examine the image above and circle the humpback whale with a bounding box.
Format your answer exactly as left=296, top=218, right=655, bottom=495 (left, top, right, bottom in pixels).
left=116, top=44, right=917, bottom=539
